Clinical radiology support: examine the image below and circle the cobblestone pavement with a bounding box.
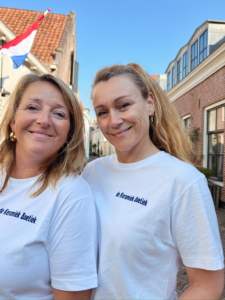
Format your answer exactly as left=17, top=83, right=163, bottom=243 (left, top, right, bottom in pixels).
left=176, top=208, right=225, bottom=298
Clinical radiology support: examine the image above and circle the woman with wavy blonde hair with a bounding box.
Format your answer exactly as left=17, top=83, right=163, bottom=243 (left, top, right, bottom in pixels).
left=82, top=63, right=224, bottom=300
left=0, top=73, right=97, bottom=300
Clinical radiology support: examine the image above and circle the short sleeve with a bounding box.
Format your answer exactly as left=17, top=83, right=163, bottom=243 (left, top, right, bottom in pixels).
left=172, top=178, right=224, bottom=270
left=47, top=195, right=98, bottom=291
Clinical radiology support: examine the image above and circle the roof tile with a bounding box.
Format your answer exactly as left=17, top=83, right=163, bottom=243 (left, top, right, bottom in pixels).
left=0, top=6, right=69, bottom=65
left=150, top=75, right=159, bottom=81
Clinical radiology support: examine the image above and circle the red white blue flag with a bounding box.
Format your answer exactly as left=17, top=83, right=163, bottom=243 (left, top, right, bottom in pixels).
left=0, top=9, right=50, bottom=69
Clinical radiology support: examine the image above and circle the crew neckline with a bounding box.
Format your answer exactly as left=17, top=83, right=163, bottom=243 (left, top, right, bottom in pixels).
left=112, top=151, right=166, bottom=170
left=9, top=175, right=39, bottom=188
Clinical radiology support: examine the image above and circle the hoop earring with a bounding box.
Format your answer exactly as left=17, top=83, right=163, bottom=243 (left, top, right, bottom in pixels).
left=10, top=132, right=17, bottom=142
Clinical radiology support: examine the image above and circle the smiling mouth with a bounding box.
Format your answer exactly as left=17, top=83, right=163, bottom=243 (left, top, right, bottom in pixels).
left=29, top=131, right=53, bottom=137
left=110, top=126, right=132, bottom=136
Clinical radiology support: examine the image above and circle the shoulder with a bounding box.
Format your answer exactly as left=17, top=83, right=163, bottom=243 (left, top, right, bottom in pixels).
left=82, top=155, right=115, bottom=178
left=160, top=152, right=205, bottom=183
left=57, top=174, right=92, bottom=198
left=50, top=175, right=95, bottom=213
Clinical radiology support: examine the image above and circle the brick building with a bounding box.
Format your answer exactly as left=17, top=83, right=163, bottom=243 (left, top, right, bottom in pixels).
left=165, top=20, right=225, bottom=205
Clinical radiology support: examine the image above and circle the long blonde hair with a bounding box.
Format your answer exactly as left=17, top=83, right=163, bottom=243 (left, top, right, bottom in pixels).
left=91, top=63, right=194, bottom=164
left=0, top=73, right=85, bottom=197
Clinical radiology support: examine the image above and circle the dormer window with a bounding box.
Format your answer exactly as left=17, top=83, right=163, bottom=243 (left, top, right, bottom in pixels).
left=199, top=30, right=208, bottom=63
left=171, top=66, right=176, bottom=88
left=177, top=58, right=182, bottom=83
left=167, top=71, right=171, bottom=91
left=191, top=40, right=198, bottom=70
left=182, top=52, right=188, bottom=77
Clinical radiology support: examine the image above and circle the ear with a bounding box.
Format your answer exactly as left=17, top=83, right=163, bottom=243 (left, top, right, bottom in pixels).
left=146, top=92, right=155, bottom=116
left=10, top=118, right=15, bottom=132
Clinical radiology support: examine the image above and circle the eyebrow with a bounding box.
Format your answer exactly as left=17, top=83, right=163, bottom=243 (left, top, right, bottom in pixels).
left=94, top=95, right=131, bottom=110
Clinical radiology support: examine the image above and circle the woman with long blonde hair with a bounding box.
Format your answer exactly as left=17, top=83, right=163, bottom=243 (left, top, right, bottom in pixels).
left=82, top=63, right=224, bottom=300
left=0, top=73, right=97, bottom=300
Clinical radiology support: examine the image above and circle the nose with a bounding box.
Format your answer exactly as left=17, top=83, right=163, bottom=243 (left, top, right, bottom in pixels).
left=36, top=109, right=51, bottom=127
left=109, top=110, right=123, bottom=127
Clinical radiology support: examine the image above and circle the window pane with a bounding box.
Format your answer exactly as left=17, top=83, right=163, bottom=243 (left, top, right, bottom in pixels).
left=167, top=72, right=171, bottom=91
left=182, top=52, right=187, bottom=77
left=217, top=155, right=223, bottom=178
left=217, top=133, right=224, bottom=154
left=199, top=30, right=208, bottom=63
left=217, top=107, right=224, bottom=130
left=204, top=30, right=208, bottom=48
left=208, top=155, right=217, bottom=174
left=183, top=117, right=190, bottom=132
left=208, top=110, right=216, bottom=131
left=209, top=134, right=217, bottom=154
left=191, top=40, right=198, bottom=69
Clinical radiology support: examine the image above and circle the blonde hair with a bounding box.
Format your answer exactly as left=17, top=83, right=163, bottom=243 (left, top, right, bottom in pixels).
left=0, top=73, right=85, bottom=197
left=92, top=63, right=194, bottom=164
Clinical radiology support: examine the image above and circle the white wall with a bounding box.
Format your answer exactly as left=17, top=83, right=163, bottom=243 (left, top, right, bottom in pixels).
left=83, top=110, right=91, bottom=160
left=90, top=128, right=115, bottom=157
left=0, top=54, right=32, bottom=114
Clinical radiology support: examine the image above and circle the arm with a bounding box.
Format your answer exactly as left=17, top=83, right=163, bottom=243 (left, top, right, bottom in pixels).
left=178, top=267, right=224, bottom=300
left=53, top=288, right=91, bottom=300
left=48, top=183, right=97, bottom=296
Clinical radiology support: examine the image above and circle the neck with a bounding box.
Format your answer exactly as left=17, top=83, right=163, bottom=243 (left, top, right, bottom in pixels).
left=116, top=139, right=160, bottom=164
left=11, top=151, right=50, bottom=179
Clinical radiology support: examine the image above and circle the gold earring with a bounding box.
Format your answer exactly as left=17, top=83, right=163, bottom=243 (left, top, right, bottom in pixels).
left=10, top=132, right=17, bottom=142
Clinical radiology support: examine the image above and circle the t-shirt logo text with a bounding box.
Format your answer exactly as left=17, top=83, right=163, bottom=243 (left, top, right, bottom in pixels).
left=116, top=192, right=148, bottom=206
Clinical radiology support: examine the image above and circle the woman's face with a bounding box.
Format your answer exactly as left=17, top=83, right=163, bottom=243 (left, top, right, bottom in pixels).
left=10, top=81, right=70, bottom=165
left=93, top=75, right=155, bottom=158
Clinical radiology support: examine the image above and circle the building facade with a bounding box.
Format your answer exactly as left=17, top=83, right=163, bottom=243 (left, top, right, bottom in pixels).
left=165, top=20, right=225, bottom=205
left=90, top=125, right=116, bottom=157
left=0, top=7, right=91, bottom=159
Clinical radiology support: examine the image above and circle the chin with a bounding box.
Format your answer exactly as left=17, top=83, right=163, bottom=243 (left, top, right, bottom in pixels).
left=115, top=145, right=134, bottom=153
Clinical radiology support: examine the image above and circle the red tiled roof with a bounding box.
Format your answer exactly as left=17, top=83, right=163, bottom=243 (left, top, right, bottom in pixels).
left=93, top=120, right=97, bottom=125
left=0, top=7, right=69, bottom=65
left=150, top=75, right=159, bottom=81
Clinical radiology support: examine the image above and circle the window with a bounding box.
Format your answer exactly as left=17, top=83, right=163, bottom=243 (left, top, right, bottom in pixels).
left=167, top=72, right=171, bottom=91
left=183, top=116, right=190, bottom=132
left=207, top=106, right=224, bottom=181
left=199, top=30, right=208, bottom=63
left=171, top=66, right=176, bottom=88
left=177, top=58, right=182, bottom=83
left=182, top=52, right=187, bottom=78
left=191, top=40, right=198, bottom=70
left=69, top=52, right=74, bottom=86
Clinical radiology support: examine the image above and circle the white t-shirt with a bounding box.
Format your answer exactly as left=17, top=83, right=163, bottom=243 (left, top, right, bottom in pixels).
left=0, top=174, right=98, bottom=300
left=82, top=151, right=224, bottom=300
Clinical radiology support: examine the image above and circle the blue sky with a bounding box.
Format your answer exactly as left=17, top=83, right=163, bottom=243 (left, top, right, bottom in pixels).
left=3, top=0, right=225, bottom=118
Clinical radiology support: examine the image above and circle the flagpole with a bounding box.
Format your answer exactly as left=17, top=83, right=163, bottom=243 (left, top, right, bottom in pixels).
left=44, top=8, right=51, bottom=16
left=0, top=53, right=3, bottom=103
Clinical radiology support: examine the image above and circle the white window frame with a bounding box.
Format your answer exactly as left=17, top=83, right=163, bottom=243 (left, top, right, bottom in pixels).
left=204, top=100, right=225, bottom=186
left=182, top=114, right=191, bottom=131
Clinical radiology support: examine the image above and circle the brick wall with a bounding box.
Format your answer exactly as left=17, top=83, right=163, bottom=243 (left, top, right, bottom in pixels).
left=172, top=67, right=225, bottom=201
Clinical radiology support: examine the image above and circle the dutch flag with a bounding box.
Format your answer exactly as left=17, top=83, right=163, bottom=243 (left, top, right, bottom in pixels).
left=0, top=9, right=50, bottom=69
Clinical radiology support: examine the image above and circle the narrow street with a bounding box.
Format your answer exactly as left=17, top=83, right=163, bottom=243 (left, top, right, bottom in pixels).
left=176, top=208, right=225, bottom=298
